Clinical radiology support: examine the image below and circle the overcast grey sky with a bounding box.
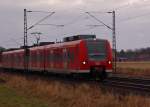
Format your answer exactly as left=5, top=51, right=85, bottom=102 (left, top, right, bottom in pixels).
left=0, top=0, right=150, bottom=50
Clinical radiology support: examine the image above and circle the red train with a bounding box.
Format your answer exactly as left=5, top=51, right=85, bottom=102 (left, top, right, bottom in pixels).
left=0, top=35, right=112, bottom=78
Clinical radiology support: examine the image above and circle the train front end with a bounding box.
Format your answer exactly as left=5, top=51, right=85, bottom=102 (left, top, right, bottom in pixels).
left=79, top=38, right=113, bottom=79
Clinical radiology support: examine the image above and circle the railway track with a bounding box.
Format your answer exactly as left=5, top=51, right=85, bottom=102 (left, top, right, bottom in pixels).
left=1, top=70, right=150, bottom=94
left=103, top=75, right=150, bottom=93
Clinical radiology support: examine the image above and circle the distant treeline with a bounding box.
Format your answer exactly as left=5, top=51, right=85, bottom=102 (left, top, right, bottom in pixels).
left=117, top=47, right=150, bottom=61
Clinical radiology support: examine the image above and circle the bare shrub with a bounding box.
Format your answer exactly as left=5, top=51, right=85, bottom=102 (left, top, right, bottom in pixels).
left=0, top=72, right=150, bottom=107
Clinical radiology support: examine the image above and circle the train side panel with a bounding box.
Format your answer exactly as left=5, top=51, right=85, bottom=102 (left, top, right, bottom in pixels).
left=29, top=49, right=37, bottom=71
left=44, top=41, right=81, bottom=73
left=45, top=47, right=51, bottom=72
left=13, top=51, right=24, bottom=70
left=1, top=49, right=24, bottom=70
left=2, top=52, right=12, bottom=69
left=37, top=48, right=45, bottom=71
left=45, top=46, right=57, bottom=72
left=29, top=46, right=45, bottom=71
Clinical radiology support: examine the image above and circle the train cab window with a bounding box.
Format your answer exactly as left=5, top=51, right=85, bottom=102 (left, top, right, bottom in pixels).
left=86, top=40, right=107, bottom=61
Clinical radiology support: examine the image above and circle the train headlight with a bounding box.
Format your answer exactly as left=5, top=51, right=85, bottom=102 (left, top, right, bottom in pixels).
left=108, top=61, right=111, bottom=64
left=82, top=61, right=86, bottom=65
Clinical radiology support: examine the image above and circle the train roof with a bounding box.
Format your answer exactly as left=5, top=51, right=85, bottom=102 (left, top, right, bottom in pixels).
left=2, top=36, right=108, bottom=53
left=2, top=48, right=24, bottom=54
left=63, top=34, right=96, bottom=42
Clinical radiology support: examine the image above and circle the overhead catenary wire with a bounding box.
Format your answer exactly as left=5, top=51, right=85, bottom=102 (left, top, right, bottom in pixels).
left=27, top=12, right=55, bottom=30
left=37, top=14, right=89, bottom=28
left=2, top=12, right=106, bottom=44
left=87, top=4, right=150, bottom=25
left=86, top=12, right=112, bottom=30
left=3, top=4, right=150, bottom=49
left=63, top=14, right=85, bottom=26
left=27, top=10, right=54, bottom=13
left=38, top=24, right=64, bottom=27
left=63, top=25, right=103, bottom=36
left=0, top=33, right=41, bottom=47
left=117, top=12, right=150, bottom=24
left=113, top=1, right=150, bottom=11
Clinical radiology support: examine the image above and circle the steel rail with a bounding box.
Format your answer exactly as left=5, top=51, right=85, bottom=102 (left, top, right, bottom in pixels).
left=108, top=75, right=150, bottom=85
left=103, top=75, right=150, bottom=92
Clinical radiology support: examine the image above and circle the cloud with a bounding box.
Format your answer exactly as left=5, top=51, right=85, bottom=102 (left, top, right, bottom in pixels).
left=0, top=0, right=150, bottom=50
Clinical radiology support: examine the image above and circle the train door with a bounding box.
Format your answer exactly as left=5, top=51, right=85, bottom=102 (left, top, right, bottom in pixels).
left=38, top=50, right=42, bottom=71
left=24, top=48, right=30, bottom=71
left=39, top=49, right=45, bottom=71
left=68, top=47, right=76, bottom=69
left=49, top=49, right=52, bottom=69
left=20, top=52, right=23, bottom=69
left=59, top=48, right=63, bottom=69
left=44, top=48, right=50, bottom=71
left=10, top=53, right=12, bottom=69
left=63, top=48, right=68, bottom=70
left=53, top=49, right=57, bottom=69
left=74, top=45, right=80, bottom=69
left=33, top=50, right=37, bottom=70
left=29, top=50, right=33, bottom=70
left=37, top=50, right=40, bottom=71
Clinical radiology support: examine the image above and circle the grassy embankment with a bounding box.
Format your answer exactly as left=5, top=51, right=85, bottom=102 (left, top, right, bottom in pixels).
left=117, top=62, right=150, bottom=77
left=0, top=78, right=48, bottom=107
left=0, top=72, right=150, bottom=107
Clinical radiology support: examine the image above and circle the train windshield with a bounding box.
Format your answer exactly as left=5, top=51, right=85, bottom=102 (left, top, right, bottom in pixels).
left=86, top=40, right=107, bottom=61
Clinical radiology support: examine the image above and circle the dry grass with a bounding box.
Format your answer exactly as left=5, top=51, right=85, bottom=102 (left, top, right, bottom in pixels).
left=0, top=72, right=150, bottom=107
left=117, top=62, right=150, bottom=69
left=117, top=62, right=150, bottom=77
